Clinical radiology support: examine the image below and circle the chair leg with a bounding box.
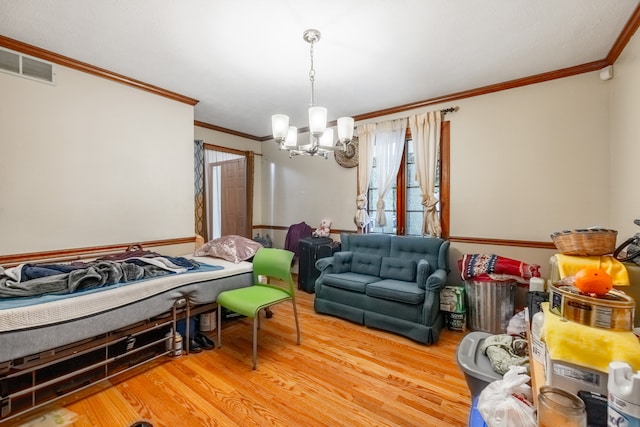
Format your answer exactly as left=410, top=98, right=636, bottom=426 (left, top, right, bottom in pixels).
left=217, top=305, right=222, bottom=348
left=252, top=316, right=258, bottom=370
left=291, top=301, right=301, bottom=345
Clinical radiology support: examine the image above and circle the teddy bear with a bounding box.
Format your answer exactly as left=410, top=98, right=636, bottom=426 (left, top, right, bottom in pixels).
left=313, top=219, right=332, bottom=238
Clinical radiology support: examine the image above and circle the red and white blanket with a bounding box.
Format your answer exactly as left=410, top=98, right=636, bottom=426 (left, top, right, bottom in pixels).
left=458, top=254, right=541, bottom=284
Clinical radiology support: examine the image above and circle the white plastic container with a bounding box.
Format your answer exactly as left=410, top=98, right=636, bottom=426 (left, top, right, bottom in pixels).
left=608, top=361, right=640, bottom=427
left=529, top=277, right=545, bottom=292
left=530, top=311, right=546, bottom=365
left=200, top=310, right=217, bottom=332
left=165, top=330, right=183, bottom=357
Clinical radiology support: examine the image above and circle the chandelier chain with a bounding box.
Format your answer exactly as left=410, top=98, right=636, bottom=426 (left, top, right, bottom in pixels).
left=309, top=39, right=316, bottom=107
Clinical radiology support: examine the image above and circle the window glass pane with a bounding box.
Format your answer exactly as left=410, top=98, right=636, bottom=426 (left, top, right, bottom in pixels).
left=367, top=187, right=378, bottom=230
left=406, top=211, right=423, bottom=236
left=369, top=210, right=396, bottom=234
left=406, top=187, right=423, bottom=212
left=407, top=161, right=418, bottom=187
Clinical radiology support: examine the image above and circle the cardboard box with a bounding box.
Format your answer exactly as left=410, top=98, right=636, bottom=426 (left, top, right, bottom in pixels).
left=446, top=311, right=467, bottom=332
left=440, top=285, right=465, bottom=313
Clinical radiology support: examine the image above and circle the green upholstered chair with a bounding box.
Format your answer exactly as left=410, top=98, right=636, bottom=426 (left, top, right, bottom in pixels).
left=216, top=247, right=301, bottom=369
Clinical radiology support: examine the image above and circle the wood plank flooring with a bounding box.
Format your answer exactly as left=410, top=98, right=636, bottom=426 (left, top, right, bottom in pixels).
left=8, top=292, right=472, bottom=427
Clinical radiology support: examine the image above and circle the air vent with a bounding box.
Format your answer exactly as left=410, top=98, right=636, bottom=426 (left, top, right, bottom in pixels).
left=0, top=47, right=55, bottom=84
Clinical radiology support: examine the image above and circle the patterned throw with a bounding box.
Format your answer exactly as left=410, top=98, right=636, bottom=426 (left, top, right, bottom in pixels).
left=459, top=254, right=541, bottom=284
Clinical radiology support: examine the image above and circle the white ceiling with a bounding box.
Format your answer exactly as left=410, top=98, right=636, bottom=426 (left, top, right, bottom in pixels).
left=1, top=0, right=638, bottom=139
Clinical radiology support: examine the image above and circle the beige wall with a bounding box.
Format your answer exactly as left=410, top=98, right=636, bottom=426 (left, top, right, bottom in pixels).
left=611, top=29, right=640, bottom=240
left=260, top=127, right=358, bottom=238
left=0, top=64, right=195, bottom=255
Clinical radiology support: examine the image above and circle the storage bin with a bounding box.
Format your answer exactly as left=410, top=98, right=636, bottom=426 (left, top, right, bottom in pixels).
left=465, top=279, right=516, bottom=334
left=456, top=331, right=503, bottom=398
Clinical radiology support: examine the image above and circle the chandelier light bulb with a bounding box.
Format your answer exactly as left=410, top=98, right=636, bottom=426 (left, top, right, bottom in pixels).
left=308, top=106, right=327, bottom=137
left=284, top=126, right=298, bottom=147
left=337, top=117, right=355, bottom=143
left=319, top=128, right=334, bottom=147
left=272, top=114, right=289, bottom=142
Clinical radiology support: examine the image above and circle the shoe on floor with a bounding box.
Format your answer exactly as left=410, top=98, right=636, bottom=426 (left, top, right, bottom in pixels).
left=195, top=333, right=215, bottom=350
left=188, top=338, right=203, bottom=353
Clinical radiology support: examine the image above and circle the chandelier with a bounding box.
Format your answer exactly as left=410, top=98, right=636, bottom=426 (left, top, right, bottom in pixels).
left=271, top=29, right=355, bottom=158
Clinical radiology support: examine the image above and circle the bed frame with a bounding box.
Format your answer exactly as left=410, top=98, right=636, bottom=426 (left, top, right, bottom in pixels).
left=0, top=256, right=253, bottom=422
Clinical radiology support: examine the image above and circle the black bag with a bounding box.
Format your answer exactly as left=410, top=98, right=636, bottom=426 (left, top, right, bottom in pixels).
left=613, top=219, right=640, bottom=265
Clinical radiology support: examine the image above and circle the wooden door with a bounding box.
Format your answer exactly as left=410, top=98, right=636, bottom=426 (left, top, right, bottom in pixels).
left=220, top=158, right=247, bottom=237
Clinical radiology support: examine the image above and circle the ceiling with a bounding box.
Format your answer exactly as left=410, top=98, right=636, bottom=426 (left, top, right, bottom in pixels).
left=1, top=0, right=638, bottom=140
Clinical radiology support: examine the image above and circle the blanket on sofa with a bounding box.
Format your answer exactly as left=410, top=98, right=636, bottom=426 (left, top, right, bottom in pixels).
left=460, top=254, right=540, bottom=284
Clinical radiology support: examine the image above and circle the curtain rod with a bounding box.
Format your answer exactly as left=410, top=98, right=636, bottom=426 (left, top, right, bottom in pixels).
left=441, top=106, right=459, bottom=115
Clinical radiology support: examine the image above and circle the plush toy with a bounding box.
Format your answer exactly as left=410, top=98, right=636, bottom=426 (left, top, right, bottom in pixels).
left=313, top=219, right=332, bottom=238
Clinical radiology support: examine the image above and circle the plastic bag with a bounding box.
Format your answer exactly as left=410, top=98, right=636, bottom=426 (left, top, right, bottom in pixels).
left=506, top=310, right=527, bottom=336
left=477, top=365, right=536, bottom=427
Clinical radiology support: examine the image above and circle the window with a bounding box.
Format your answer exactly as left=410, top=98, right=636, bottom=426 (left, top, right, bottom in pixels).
left=367, top=123, right=449, bottom=237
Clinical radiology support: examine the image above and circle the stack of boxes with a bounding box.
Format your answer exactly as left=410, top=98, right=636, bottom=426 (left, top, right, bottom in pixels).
left=440, top=285, right=466, bottom=331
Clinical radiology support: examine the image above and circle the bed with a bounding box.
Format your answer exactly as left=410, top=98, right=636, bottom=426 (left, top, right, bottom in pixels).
left=0, top=250, right=254, bottom=421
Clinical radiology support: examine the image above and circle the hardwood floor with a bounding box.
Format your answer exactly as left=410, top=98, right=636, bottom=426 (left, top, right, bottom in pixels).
left=9, top=292, right=472, bottom=427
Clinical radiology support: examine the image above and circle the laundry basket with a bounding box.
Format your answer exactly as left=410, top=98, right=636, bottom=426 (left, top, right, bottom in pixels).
left=464, top=279, right=516, bottom=334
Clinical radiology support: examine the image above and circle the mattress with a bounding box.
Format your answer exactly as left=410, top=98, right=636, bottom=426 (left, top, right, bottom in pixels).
left=0, top=255, right=253, bottom=363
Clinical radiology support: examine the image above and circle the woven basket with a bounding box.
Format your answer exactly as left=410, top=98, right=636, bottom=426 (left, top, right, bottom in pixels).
left=551, top=228, right=617, bottom=256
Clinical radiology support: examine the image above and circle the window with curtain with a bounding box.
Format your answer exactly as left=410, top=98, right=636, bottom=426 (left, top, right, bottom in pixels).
left=367, top=154, right=397, bottom=235
left=367, top=122, right=449, bottom=237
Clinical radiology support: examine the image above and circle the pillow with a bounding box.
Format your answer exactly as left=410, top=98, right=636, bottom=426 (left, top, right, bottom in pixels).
left=351, top=252, right=382, bottom=276
left=194, top=235, right=263, bottom=263
left=332, top=251, right=353, bottom=273
left=380, top=257, right=417, bottom=282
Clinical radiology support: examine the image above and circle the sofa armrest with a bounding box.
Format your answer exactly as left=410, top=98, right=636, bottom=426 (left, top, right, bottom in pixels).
left=315, top=257, right=334, bottom=272
left=416, top=259, right=432, bottom=289
left=425, top=268, right=447, bottom=291
left=420, top=268, right=448, bottom=327
left=438, top=240, right=451, bottom=272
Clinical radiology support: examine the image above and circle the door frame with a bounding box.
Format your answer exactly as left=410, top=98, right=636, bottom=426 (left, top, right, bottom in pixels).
left=203, top=143, right=254, bottom=239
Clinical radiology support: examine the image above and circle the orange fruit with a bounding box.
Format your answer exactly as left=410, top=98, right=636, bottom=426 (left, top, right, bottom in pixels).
left=574, top=267, right=613, bottom=296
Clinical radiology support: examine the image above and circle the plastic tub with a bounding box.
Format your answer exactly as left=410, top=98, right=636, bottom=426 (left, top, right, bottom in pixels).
left=456, top=331, right=503, bottom=398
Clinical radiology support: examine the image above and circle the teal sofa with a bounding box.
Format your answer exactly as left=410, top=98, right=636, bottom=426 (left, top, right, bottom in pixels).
left=313, top=233, right=450, bottom=344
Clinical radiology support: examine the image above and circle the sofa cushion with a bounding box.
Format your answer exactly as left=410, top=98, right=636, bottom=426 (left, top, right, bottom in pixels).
left=351, top=253, right=382, bottom=276
left=341, top=233, right=391, bottom=257
left=365, top=279, right=425, bottom=305
left=332, top=251, right=353, bottom=273
left=322, top=272, right=380, bottom=293
left=380, top=257, right=416, bottom=282
left=389, top=235, right=446, bottom=273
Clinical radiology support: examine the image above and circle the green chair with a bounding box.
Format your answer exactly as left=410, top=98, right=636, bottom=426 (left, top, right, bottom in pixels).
left=216, top=247, right=301, bottom=369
